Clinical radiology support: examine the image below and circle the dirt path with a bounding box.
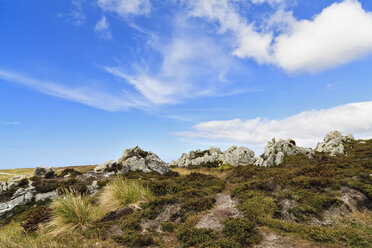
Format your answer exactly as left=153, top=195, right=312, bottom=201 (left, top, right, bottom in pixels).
left=195, top=188, right=241, bottom=231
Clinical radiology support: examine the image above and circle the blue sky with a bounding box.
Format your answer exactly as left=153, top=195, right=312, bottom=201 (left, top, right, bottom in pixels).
left=1, top=0, right=372, bottom=168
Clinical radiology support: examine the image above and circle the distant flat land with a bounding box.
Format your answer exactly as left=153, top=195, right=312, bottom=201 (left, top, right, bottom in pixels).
left=0, top=165, right=96, bottom=182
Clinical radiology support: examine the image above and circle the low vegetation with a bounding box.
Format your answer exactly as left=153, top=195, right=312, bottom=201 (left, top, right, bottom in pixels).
left=0, top=139, right=371, bottom=247
left=99, top=177, right=154, bottom=211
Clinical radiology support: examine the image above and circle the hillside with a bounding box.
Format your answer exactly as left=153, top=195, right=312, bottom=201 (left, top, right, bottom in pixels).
left=0, top=132, right=371, bottom=248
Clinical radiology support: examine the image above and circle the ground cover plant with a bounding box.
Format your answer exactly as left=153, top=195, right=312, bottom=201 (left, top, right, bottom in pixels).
left=0, top=139, right=371, bottom=247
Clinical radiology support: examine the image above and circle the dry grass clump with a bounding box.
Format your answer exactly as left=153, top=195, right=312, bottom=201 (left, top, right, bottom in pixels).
left=99, top=177, right=154, bottom=211
left=49, top=189, right=101, bottom=234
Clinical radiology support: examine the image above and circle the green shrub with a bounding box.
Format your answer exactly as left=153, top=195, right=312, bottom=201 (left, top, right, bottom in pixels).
left=180, top=196, right=215, bottom=214
left=176, top=225, right=217, bottom=248
left=239, top=196, right=278, bottom=223
left=114, top=230, right=154, bottom=247
left=197, top=238, right=240, bottom=248
left=222, top=218, right=262, bottom=246
left=120, top=212, right=142, bottom=231
left=161, top=222, right=176, bottom=233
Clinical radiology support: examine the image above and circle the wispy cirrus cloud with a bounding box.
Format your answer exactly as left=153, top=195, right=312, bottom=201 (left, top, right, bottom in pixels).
left=176, top=101, right=372, bottom=149
left=0, top=69, right=147, bottom=111
left=95, top=16, right=112, bottom=39
left=0, top=121, right=20, bottom=125
left=97, top=0, right=151, bottom=17
left=103, top=17, right=249, bottom=106
left=57, top=0, right=87, bottom=25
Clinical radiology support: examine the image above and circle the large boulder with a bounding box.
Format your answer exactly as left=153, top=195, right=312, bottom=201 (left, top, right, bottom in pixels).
left=117, top=147, right=169, bottom=174
left=254, top=138, right=314, bottom=167
left=220, top=146, right=256, bottom=166
left=171, top=146, right=256, bottom=167
left=34, top=167, right=56, bottom=178
left=315, top=131, right=354, bottom=156
left=94, top=160, right=117, bottom=172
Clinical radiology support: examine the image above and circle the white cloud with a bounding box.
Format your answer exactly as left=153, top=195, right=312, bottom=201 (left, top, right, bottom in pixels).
left=0, top=69, right=147, bottom=111
left=188, top=0, right=274, bottom=64
left=97, top=0, right=151, bottom=17
left=188, top=0, right=372, bottom=73
left=177, top=101, right=372, bottom=149
left=95, top=16, right=112, bottom=39
left=251, top=0, right=284, bottom=5
left=273, top=0, right=372, bottom=72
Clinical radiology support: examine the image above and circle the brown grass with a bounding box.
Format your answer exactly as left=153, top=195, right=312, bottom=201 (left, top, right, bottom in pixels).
left=0, top=165, right=96, bottom=182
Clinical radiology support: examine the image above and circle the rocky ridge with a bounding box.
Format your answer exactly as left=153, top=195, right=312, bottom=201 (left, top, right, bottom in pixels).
left=0, top=131, right=356, bottom=219
left=170, top=131, right=354, bottom=168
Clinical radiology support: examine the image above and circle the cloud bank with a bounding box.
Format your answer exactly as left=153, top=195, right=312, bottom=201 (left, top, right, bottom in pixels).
left=188, top=0, right=372, bottom=73
left=177, top=101, right=372, bottom=148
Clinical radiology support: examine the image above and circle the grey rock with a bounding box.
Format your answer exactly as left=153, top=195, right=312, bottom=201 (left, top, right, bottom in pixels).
left=87, top=181, right=99, bottom=195
left=94, top=160, right=117, bottom=172
left=315, top=131, right=354, bottom=156
left=254, top=138, right=314, bottom=167
left=35, top=191, right=57, bottom=202
left=117, top=146, right=169, bottom=174
left=0, top=185, right=34, bottom=216
left=6, top=175, right=27, bottom=190
left=171, top=146, right=256, bottom=168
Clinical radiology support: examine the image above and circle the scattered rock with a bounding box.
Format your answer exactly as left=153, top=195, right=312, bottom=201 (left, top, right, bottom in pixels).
left=315, top=131, right=354, bottom=156
left=141, top=204, right=180, bottom=232
left=118, top=147, right=169, bottom=174
left=195, top=191, right=241, bottom=231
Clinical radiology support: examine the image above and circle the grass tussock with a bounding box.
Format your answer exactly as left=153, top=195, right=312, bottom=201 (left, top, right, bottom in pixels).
left=99, top=177, right=154, bottom=211
left=49, top=189, right=102, bottom=234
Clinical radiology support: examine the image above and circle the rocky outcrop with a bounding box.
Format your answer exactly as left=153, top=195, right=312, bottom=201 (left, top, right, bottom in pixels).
left=171, top=146, right=256, bottom=167
left=34, top=167, right=56, bottom=178
left=117, top=147, right=169, bottom=174
left=254, top=138, right=314, bottom=167
left=315, top=131, right=354, bottom=156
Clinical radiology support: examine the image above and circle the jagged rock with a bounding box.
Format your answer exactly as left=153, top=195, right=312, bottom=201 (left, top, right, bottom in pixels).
left=315, top=131, right=354, bottom=156
left=94, top=160, right=117, bottom=172
left=34, top=167, right=56, bottom=178
left=171, top=146, right=256, bottom=167
left=254, top=138, right=314, bottom=167
left=0, top=185, right=34, bottom=216
left=0, top=181, right=6, bottom=194
left=117, top=147, right=169, bottom=174
left=87, top=181, right=99, bottom=194
left=6, top=175, right=28, bottom=190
